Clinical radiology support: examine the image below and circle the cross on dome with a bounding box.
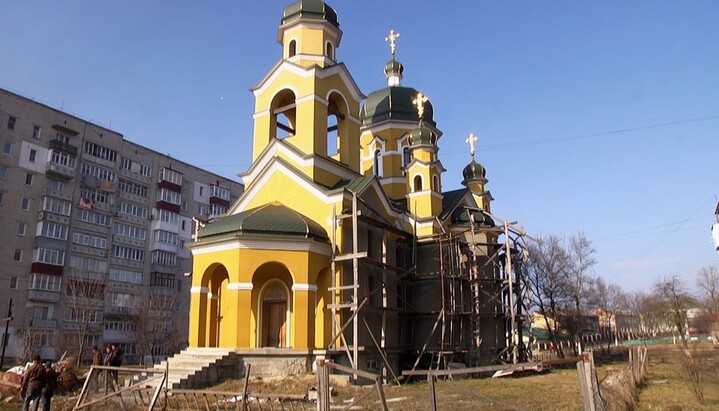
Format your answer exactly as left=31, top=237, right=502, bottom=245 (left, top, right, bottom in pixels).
left=385, top=30, right=400, bottom=59
left=465, top=133, right=479, bottom=159
left=412, top=92, right=428, bottom=121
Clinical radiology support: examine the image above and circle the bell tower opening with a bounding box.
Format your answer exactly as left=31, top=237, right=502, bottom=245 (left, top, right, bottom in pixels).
left=270, top=89, right=297, bottom=140
left=288, top=39, right=297, bottom=58
left=326, top=92, right=348, bottom=159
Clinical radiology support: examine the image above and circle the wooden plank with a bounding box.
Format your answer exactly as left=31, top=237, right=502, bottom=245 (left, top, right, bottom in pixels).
left=322, top=360, right=381, bottom=381
left=242, top=363, right=252, bottom=411
left=333, top=252, right=367, bottom=262
left=272, top=102, right=296, bottom=115
left=576, top=361, right=592, bottom=411
left=428, top=374, right=438, bottom=411
left=327, top=284, right=359, bottom=291
left=375, top=377, right=389, bottom=411
left=402, top=360, right=543, bottom=377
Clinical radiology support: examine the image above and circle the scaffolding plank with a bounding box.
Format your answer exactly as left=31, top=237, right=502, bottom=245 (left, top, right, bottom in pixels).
left=333, top=252, right=367, bottom=262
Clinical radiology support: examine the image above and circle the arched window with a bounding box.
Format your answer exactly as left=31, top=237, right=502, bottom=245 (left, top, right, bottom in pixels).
left=413, top=175, right=422, bottom=191
left=325, top=42, right=334, bottom=60
left=432, top=175, right=439, bottom=192
left=288, top=40, right=297, bottom=58
left=402, top=147, right=411, bottom=167
left=373, top=149, right=382, bottom=177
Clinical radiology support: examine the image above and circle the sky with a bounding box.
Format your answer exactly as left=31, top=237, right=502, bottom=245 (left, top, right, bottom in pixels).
left=2, top=0, right=718, bottom=294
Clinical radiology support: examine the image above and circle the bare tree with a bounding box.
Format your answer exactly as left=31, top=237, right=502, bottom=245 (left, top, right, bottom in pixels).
left=527, top=235, right=572, bottom=357
left=627, top=290, right=665, bottom=338
left=696, top=265, right=719, bottom=314
left=564, top=232, right=597, bottom=353
left=60, top=273, right=107, bottom=363
left=135, top=290, right=183, bottom=365
left=653, top=276, right=695, bottom=350
left=590, top=277, right=625, bottom=351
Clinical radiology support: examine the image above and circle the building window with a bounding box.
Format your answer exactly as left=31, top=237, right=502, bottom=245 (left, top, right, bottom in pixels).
left=288, top=39, right=297, bottom=57
left=413, top=175, right=422, bottom=191
left=30, top=273, right=62, bottom=292
left=151, top=272, right=176, bottom=288
left=25, top=173, right=33, bottom=186
left=10, top=277, right=18, bottom=289
left=403, top=147, right=411, bottom=167
left=29, top=149, right=37, bottom=162
left=0, top=165, right=7, bottom=180
left=21, top=197, right=30, bottom=210
left=14, top=249, right=22, bottom=262
left=108, top=268, right=142, bottom=285
left=32, top=125, right=42, bottom=139
left=112, top=245, right=145, bottom=262
left=182, top=180, right=190, bottom=193
left=159, top=167, right=183, bottom=185
left=7, top=116, right=16, bottom=130
left=17, top=222, right=27, bottom=236
left=56, top=133, right=70, bottom=144
left=83, top=141, right=118, bottom=162
left=432, top=175, right=439, bottom=192
left=181, top=201, right=188, bottom=211
left=0, top=191, right=4, bottom=205
left=3, top=141, right=11, bottom=155
left=35, top=248, right=65, bottom=266
left=325, top=42, right=334, bottom=60
left=373, top=149, right=382, bottom=177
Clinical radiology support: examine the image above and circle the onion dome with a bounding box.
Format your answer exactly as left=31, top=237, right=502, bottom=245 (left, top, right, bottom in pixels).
left=462, top=159, right=487, bottom=184
left=409, top=125, right=437, bottom=146
left=282, top=0, right=339, bottom=28
left=361, top=86, right=436, bottom=127
left=384, top=59, right=404, bottom=77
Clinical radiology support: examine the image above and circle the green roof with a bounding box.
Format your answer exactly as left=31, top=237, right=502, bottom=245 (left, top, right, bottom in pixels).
left=282, top=0, right=339, bottom=28
left=360, top=86, right=436, bottom=127
left=197, top=202, right=329, bottom=243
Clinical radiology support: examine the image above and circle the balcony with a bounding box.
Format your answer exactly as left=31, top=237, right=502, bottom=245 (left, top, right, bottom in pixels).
left=46, top=161, right=76, bottom=180
left=25, top=317, right=58, bottom=329
left=49, top=139, right=78, bottom=156
left=27, top=289, right=61, bottom=303
left=105, top=305, right=139, bottom=316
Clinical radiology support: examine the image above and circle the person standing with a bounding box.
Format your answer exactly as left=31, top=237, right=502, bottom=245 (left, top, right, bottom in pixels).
left=108, top=344, right=123, bottom=387
left=41, top=361, right=57, bottom=411
left=90, top=346, right=102, bottom=391
left=20, top=355, right=46, bottom=411
left=103, top=345, right=112, bottom=393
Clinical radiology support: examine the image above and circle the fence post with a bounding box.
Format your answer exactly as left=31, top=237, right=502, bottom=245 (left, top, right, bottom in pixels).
left=577, top=360, right=592, bottom=411
left=316, top=360, right=330, bottom=411
left=242, top=363, right=252, bottom=411
left=427, top=373, right=438, bottom=411
left=588, top=351, right=605, bottom=411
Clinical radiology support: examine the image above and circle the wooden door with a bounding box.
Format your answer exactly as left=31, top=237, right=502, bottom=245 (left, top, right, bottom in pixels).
left=262, top=301, right=287, bottom=347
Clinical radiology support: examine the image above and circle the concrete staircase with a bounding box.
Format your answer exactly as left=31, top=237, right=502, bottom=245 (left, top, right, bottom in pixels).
left=141, top=347, right=241, bottom=389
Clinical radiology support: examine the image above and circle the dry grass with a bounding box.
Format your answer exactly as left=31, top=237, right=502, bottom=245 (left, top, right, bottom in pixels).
left=636, top=346, right=719, bottom=411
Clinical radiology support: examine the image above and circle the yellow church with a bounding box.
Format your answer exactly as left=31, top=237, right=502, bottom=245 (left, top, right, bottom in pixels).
left=187, top=0, right=528, bottom=376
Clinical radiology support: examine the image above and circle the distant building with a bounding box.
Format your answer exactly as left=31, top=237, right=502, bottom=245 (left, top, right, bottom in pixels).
left=0, top=88, right=243, bottom=363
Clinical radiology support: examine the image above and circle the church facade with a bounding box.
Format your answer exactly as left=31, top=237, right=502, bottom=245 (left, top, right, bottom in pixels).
left=187, top=0, right=525, bottom=375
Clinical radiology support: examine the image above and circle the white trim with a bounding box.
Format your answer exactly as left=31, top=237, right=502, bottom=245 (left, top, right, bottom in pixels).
left=280, top=21, right=341, bottom=45
left=190, top=286, right=209, bottom=294
left=360, top=121, right=417, bottom=134
left=190, top=237, right=333, bottom=256
left=406, top=190, right=444, bottom=200
left=379, top=177, right=406, bottom=185
left=236, top=161, right=346, bottom=211
left=296, top=93, right=328, bottom=106
left=292, top=283, right=318, bottom=292
left=252, top=61, right=365, bottom=103
left=241, top=140, right=359, bottom=186
left=228, top=282, right=253, bottom=290
left=288, top=54, right=333, bottom=65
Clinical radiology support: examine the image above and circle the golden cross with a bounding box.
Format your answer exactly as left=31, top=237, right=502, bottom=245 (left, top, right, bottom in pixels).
left=385, top=29, right=400, bottom=58
left=412, top=92, right=428, bottom=120
left=465, top=133, right=479, bottom=159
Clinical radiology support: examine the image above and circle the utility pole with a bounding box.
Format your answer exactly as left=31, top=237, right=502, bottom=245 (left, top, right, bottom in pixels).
left=1, top=298, right=13, bottom=370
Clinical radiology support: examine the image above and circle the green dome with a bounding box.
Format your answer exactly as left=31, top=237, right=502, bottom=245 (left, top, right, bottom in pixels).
left=409, top=126, right=437, bottom=146
left=197, top=202, right=329, bottom=243
left=282, top=0, right=339, bottom=28
left=462, top=159, right=487, bottom=183
left=361, top=86, right=436, bottom=127
left=451, top=208, right=495, bottom=227
left=384, top=59, right=404, bottom=76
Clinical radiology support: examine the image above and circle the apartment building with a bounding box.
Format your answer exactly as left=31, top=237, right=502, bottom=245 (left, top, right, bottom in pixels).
left=0, top=88, right=243, bottom=363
